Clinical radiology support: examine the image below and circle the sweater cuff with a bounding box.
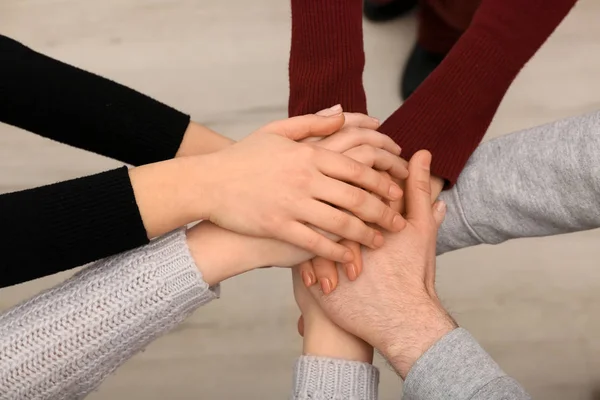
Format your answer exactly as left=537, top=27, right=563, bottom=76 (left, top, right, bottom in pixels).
left=291, top=356, right=379, bottom=400
left=403, top=328, right=505, bottom=400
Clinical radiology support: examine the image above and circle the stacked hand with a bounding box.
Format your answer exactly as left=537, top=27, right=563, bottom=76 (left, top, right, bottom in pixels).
left=132, top=105, right=409, bottom=262
left=294, top=151, right=457, bottom=377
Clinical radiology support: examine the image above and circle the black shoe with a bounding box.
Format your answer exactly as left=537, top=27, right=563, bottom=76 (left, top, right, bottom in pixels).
left=401, top=43, right=446, bottom=100
left=363, top=0, right=418, bottom=22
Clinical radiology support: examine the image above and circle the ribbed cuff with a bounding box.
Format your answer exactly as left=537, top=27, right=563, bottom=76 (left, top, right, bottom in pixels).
left=403, top=328, right=505, bottom=400
left=291, top=356, right=379, bottom=400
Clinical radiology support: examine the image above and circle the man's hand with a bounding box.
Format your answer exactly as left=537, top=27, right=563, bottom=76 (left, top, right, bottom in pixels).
left=308, top=150, right=457, bottom=378
left=298, top=166, right=444, bottom=294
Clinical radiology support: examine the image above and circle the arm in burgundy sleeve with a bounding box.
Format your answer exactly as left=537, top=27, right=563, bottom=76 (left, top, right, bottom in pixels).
left=0, top=167, right=149, bottom=288
left=0, top=34, right=190, bottom=166
left=288, top=0, right=368, bottom=116
left=379, top=0, right=578, bottom=185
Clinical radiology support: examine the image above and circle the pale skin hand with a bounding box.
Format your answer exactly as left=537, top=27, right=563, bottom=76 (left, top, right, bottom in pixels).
left=129, top=108, right=407, bottom=257
left=308, top=151, right=457, bottom=379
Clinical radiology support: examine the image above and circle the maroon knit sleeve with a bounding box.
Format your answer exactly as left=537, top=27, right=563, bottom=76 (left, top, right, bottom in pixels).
left=379, top=0, right=578, bottom=186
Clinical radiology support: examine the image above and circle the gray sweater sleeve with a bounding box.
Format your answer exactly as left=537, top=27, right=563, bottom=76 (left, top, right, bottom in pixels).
left=437, top=110, right=600, bottom=254
left=403, top=328, right=530, bottom=400
left=0, top=229, right=218, bottom=400
left=291, top=356, right=379, bottom=400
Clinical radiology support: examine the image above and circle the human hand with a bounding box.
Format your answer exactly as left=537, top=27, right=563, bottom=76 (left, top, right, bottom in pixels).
left=292, top=267, right=373, bottom=363
left=197, top=106, right=407, bottom=263
left=299, top=166, right=444, bottom=293
left=308, top=150, right=457, bottom=378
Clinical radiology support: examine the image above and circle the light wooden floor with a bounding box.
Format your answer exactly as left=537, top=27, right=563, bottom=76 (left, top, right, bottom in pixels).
left=2, top=1, right=600, bottom=399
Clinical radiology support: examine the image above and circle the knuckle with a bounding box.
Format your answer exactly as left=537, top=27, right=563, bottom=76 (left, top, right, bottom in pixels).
left=348, top=187, right=367, bottom=208
left=304, top=232, right=321, bottom=251
left=347, top=159, right=364, bottom=179
left=415, top=179, right=432, bottom=195
left=331, top=211, right=350, bottom=230
left=378, top=203, right=391, bottom=222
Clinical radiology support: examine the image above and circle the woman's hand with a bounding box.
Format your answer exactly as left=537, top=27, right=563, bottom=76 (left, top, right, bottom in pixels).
left=292, top=266, right=373, bottom=363
left=196, top=107, right=407, bottom=263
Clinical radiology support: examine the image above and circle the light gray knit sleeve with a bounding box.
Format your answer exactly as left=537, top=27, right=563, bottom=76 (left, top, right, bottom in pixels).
left=403, top=328, right=530, bottom=400
left=0, top=229, right=218, bottom=400
left=291, top=356, right=379, bottom=400
left=437, top=110, right=600, bottom=255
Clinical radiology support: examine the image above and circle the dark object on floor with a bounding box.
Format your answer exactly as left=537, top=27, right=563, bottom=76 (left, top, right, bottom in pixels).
left=363, top=0, right=418, bottom=22
left=401, top=43, right=446, bottom=100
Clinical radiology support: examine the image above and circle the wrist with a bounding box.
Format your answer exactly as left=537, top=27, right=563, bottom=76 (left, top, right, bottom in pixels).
left=303, top=315, right=373, bottom=363
left=129, top=157, right=201, bottom=238
left=185, top=222, right=260, bottom=286
left=380, top=301, right=456, bottom=379
left=176, top=121, right=234, bottom=157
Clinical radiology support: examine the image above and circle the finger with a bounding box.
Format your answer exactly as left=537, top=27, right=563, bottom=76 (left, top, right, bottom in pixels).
left=317, top=149, right=403, bottom=202
left=342, top=112, right=380, bottom=129
left=314, top=177, right=406, bottom=233
left=312, top=256, right=339, bottom=295
left=264, top=113, right=345, bottom=141
left=432, top=201, right=447, bottom=229
left=299, top=260, right=317, bottom=287
left=315, top=104, right=343, bottom=117
left=278, top=222, right=354, bottom=263
left=300, top=200, right=382, bottom=249
left=316, top=128, right=400, bottom=156
left=405, top=150, right=434, bottom=223
left=344, top=145, right=409, bottom=180
left=341, top=240, right=362, bottom=281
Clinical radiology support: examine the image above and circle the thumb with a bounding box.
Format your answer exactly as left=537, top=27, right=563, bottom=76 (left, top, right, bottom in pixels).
left=263, top=113, right=345, bottom=141
left=431, top=201, right=446, bottom=229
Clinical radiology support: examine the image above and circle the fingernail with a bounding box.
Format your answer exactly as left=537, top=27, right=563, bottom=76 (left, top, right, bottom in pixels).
left=396, top=144, right=402, bottom=154
left=420, top=151, right=432, bottom=168
left=371, top=117, right=380, bottom=125
left=393, top=214, right=405, bottom=230
left=388, top=184, right=402, bottom=199
left=302, top=270, right=313, bottom=287
left=320, top=278, right=333, bottom=294
left=373, top=232, right=385, bottom=247
left=346, top=264, right=358, bottom=281
left=329, top=104, right=343, bottom=114
left=343, top=251, right=354, bottom=262
left=436, top=201, right=446, bottom=213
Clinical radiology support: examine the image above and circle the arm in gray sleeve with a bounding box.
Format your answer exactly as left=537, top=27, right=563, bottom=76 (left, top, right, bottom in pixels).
left=291, top=356, right=379, bottom=400
left=0, top=229, right=219, bottom=400
left=437, top=110, right=600, bottom=255
left=403, top=328, right=530, bottom=400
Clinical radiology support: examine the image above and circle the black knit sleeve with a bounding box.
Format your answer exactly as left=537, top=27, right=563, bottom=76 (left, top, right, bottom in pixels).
left=0, top=167, right=149, bottom=287
left=0, top=34, right=190, bottom=166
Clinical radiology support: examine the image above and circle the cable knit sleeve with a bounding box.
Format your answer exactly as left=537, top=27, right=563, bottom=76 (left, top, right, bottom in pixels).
left=291, top=356, right=380, bottom=400
left=0, top=229, right=219, bottom=400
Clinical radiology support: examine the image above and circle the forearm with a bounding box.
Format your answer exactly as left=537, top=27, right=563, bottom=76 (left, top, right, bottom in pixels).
left=0, top=167, right=148, bottom=287
left=0, top=229, right=218, bottom=400
left=0, top=35, right=232, bottom=164
left=402, top=329, right=530, bottom=400
left=379, top=0, right=577, bottom=185
left=288, top=0, right=367, bottom=116
left=437, top=110, right=600, bottom=255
